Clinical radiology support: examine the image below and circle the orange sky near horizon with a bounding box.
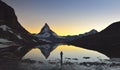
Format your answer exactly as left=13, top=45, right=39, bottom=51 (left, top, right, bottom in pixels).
left=20, top=19, right=114, bottom=36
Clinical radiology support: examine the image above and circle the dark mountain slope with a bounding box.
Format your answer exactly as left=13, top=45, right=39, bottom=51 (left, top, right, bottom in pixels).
left=0, top=0, right=46, bottom=47
left=70, top=21, right=120, bottom=58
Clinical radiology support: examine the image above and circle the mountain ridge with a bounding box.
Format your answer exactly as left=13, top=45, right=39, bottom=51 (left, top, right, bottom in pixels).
left=35, top=23, right=98, bottom=43
left=70, top=21, right=120, bottom=58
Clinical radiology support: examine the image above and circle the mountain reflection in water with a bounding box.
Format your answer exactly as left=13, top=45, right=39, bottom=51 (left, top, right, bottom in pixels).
left=23, top=44, right=109, bottom=62
left=0, top=43, right=109, bottom=70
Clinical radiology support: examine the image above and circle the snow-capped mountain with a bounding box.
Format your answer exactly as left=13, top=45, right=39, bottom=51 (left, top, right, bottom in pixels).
left=36, top=23, right=58, bottom=38
left=65, top=29, right=98, bottom=42
left=35, top=23, right=65, bottom=43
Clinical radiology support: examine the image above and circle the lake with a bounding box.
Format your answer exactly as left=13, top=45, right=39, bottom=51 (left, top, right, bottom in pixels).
left=1, top=44, right=119, bottom=70
left=23, top=44, right=109, bottom=63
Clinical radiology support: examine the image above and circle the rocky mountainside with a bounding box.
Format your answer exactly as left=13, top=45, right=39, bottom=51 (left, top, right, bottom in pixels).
left=0, top=0, right=49, bottom=62
left=36, top=23, right=58, bottom=38
left=0, top=0, right=47, bottom=47
left=35, top=23, right=65, bottom=43
left=70, top=21, right=120, bottom=58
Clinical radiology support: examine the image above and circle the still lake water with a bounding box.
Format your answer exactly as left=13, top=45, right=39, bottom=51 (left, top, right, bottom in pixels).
left=23, top=44, right=109, bottom=63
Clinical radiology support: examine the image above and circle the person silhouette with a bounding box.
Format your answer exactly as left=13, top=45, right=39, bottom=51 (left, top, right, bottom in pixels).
left=60, top=51, right=63, bottom=66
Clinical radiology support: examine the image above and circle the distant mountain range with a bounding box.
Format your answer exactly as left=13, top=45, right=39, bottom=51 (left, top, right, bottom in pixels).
left=65, top=29, right=98, bottom=42
left=70, top=21, right=120, bottom=58
left=34, top=23, right=98, bottom=43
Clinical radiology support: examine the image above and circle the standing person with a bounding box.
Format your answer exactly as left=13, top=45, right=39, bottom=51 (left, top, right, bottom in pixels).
left=60, top=51, right=63, bottom=66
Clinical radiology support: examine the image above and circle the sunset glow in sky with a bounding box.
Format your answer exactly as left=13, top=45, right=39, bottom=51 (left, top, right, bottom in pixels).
left=3, top=0, right=120, bottom=36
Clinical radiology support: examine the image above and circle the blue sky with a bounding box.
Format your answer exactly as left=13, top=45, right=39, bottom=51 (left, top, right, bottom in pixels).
left=3, top=0, right=120, bottom=35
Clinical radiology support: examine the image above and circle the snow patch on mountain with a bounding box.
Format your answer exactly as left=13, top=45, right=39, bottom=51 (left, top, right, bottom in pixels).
left=0, top=39, right=12, bottom=42
left=0, top=38, right=16, bottom=48
left=52, top=33, right=58, bottom=37
left=32, top=39, right=37, bottom=42
left=17, top=46, right=23, bottom=51
left=0, top=25, right=25, bottom=40
left=0, top=44, right=10, bottom=48
left=17, top=35, right=23, bottom=39
left=35, top=32, right=51, bottom=38
left=0, top=25, right=15, bottom=34
left=9, top=30, right=14, bottom=33
left=0, top=25, right=11, bottom=31
left=42, top=25, right=50, bottom=32
left=38, top=39, right=52, bottom=43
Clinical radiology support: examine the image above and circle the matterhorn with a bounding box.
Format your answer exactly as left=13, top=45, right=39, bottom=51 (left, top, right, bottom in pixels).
left=35, top=23, right=65, bottom=43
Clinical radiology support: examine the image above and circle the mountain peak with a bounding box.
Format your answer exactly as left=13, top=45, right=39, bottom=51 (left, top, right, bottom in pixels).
left=44, top=23, right=49, bottom=28
left=40, top=23, right=50, bottom=33
left=45, top=23, right=49, bottom=26
left=90, top=29, right=98, bottom=33
left=36, top=23, right=59, bottom=39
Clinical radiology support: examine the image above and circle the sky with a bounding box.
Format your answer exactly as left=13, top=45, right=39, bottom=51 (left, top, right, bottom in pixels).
left=3, top=0, right=120, bottom=36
